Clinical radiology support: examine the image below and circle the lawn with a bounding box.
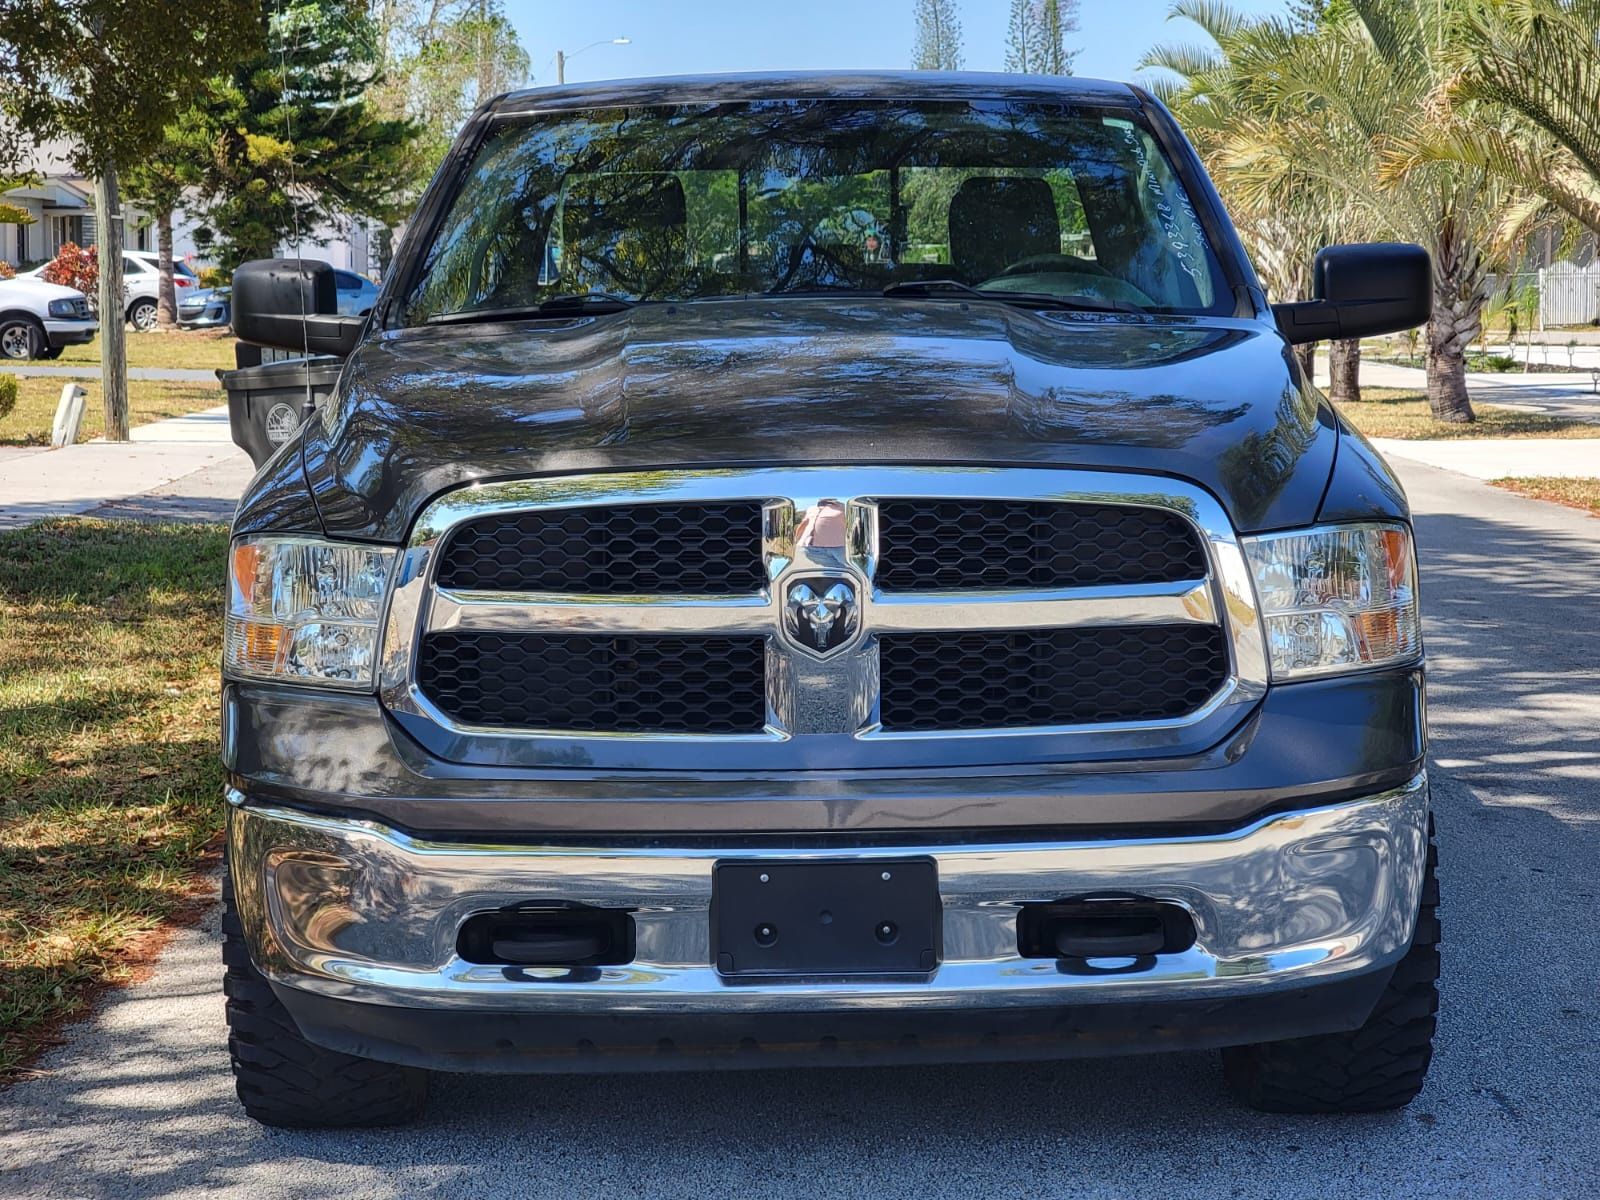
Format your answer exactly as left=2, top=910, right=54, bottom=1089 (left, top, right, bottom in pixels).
left=1491, top=477, right=1600, bottom=516
left=54, top=330, right=237, bottom=373
left=0, top=519, right=226, bottom=1081
left=1336, top=387, right=1600, bottom=440
left=0, top=376, right=222, bottom=446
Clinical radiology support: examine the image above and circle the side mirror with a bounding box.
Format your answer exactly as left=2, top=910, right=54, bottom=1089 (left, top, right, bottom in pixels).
left=1273, top=243, right=1431, bottom=345
left=231, top=258, right=364, bottom=358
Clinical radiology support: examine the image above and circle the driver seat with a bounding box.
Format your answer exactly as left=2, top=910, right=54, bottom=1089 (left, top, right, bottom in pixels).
left=948, top=177, right=1061, bottom=283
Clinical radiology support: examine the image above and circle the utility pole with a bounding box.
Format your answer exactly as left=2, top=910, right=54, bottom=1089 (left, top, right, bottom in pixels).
left=94, top=164, right=128, bottom=441
left=556, top=48, right=565, bottom=84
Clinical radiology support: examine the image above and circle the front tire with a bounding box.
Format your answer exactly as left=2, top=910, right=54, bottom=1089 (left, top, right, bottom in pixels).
left=0, top=315, right=43, bottom=360
left=1222, top=821, right=1440, bottom=1113
left=223, top=853, right=428, bottom=1128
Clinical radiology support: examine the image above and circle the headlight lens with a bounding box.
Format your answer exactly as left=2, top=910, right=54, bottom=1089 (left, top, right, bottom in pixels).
left=1242, top=522, right=1420, bottom=680
left=47, top=298, right=78, bottom=317
left=224, top=536, right=397, bottom=689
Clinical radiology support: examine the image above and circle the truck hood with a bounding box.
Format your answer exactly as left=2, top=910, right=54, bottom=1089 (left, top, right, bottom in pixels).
left=300, top=299, right=1335, bottom=542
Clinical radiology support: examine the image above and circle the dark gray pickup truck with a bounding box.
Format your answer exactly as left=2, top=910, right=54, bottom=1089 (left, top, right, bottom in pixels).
left=220, top=71, right=1438, bottom=1128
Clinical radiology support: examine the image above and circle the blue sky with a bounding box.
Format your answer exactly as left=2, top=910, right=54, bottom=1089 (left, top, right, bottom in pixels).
left=502, top=0, right=1292, bottom=89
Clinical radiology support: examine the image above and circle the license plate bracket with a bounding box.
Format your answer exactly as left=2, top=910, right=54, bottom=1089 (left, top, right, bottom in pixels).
left=713, top=858, right=939, bottom=977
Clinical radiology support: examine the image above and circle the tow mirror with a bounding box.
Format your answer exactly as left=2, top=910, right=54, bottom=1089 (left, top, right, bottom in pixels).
left=231, top=258, right=363, bottom=358
left=1273, top=243, right=1431, bottom=346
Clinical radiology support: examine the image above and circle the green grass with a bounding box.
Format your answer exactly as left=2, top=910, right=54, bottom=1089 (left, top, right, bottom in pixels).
left=0, top=377, right=221, bottom=446
left=1491, top=477, right=1600, bottom=516
left=0, top=520, right=227, bottom=1081
left=1337, top=387, right=1600, bottom=440
left=54, top=330, right=237, bottom=372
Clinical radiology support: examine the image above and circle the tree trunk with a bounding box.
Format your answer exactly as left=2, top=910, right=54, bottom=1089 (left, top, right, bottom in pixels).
left=1328, top=338, right=1361, bottom=405
left=1293, top=341, right=1315, bottom=384
left=1424, top=216, right=1486, bottom=424
left=156, top=209, right=177, bottom=329
left=94, top=165, right=129, bottom=442
left=1425, top=310, right=1474, bottom=423
left=1425, top=282, right=1482, bottom=424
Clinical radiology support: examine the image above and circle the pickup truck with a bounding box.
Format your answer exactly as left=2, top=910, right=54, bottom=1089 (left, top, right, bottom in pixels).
left=0, top=275, right=98, bottom=360
left=219, top=72, right=1438, bottom=1128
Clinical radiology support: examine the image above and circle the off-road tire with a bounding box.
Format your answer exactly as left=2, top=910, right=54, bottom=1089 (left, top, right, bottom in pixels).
left=222, top=855, right=428, bottom=1128
left=1222, top=819, right=1440, bottom=1113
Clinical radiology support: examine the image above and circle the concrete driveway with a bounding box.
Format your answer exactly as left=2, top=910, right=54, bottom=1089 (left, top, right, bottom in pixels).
left=2, top=459, right=1598, bottom=1199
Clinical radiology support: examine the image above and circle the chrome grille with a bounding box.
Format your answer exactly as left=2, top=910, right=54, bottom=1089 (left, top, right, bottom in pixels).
left=384, top=468, right=1268, bottom=771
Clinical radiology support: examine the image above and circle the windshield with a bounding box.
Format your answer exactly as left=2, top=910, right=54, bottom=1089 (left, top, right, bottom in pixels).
left=403, top=99, right=1233, bottom=323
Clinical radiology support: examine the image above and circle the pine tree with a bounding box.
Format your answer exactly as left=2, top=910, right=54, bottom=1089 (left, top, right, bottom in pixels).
left=189, top=0, right=419, bottom=269
left=1004, top=0, right=1041, bottom=73
left=912, top=0, right=965, bottom=71
left=1037, top=0, right=1079, bottom=75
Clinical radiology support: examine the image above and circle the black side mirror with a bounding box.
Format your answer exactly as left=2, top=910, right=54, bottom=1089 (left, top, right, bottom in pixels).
left=231, top=258, right=364, bottom=358
left=1273, top=243, right=1431, bottom=345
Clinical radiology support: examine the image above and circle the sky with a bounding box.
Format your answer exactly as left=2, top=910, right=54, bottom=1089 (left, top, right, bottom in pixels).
left=501, top=0, right=1293, bottom=91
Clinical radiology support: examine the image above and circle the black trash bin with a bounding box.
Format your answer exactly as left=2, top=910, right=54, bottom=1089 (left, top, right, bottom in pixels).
left=220, top=349, right=343, bottom=467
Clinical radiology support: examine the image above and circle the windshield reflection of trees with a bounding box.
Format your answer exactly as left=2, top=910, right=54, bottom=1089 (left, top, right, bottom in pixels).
left=403, top=101, right=1231, bottom=319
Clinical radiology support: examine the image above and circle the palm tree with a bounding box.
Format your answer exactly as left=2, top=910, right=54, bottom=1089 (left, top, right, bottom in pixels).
left=1415, top=0, right=1600, bottom=238
left=1141, top=3, right=1358, bottom=397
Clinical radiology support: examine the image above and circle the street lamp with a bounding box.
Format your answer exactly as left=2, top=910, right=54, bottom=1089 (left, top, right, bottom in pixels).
left=555, top=37, right=631, bottom=84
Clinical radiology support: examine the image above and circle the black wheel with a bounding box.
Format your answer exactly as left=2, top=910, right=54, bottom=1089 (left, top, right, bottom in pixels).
left=0, top=315, right=43, bottom=360
left=1222, top=820, right=1440, bottom=1113
left=128, top=299, right=158, bottom=332
left=223, top=851, right=428, bottom=1128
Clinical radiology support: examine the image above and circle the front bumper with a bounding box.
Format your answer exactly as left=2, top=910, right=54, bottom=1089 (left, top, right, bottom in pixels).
left=229, top=772, right=1428, bottom=1071
left=43, top=318, right=98, bottom=347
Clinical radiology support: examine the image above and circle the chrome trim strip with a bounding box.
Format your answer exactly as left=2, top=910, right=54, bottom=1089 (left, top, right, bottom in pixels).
left=430, top=589, right=774, bottom=635
left=868, top=579, right=1215, bottom=632
left=379, top=467, right=1269, bottom=770
left=230, top=773, right=1428, bottom=1014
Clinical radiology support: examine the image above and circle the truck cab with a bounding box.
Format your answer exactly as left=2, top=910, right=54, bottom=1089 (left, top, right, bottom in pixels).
left=220, top=72, right=1436, bottom=1127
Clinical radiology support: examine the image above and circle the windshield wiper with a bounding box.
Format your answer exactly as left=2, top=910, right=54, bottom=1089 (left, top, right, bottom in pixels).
left=427, top=292, right=637, bottom=325
left=880, top=279, right=1143, bottom=314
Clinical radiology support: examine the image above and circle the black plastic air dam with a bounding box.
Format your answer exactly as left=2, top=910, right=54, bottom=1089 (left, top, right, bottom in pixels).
left=272, top=964, right=1397, bottom=1075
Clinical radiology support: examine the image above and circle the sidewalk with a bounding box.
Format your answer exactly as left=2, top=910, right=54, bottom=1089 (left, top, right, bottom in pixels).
left=0, top=363, right=219, bottom=383
left=0, top=404, right=254, bottom=528
left=1371, top=436, right=1600, bottom=480
left=1320, top=358, right=1600, bottom=420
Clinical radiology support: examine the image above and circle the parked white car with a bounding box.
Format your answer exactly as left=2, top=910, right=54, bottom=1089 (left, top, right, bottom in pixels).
left=0, top=275, right=99, bottom=360
left=15, top=250, right=200, bottom=332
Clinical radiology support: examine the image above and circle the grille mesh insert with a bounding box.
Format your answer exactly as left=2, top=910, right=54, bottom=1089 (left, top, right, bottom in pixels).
left=435, top=502, right=765, bottom=595
left=875, top=499, right=1207, bottom=591
left=418, top=632, right=767, bottom=733
left=877, top=626, right=1229, bottom=731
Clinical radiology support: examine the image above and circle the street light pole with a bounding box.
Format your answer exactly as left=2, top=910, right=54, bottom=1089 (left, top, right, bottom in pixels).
left=553, top=37, right=629, bottom=85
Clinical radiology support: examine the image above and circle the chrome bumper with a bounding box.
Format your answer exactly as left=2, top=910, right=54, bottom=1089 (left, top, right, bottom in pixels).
left=228, top=773, right=1428, bottom=1015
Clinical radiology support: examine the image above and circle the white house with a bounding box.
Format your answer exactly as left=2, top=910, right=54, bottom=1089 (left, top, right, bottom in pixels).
left=4, top=138, right=377, bottom=277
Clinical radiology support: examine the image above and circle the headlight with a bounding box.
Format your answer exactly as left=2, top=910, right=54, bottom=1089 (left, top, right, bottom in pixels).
left=47, top=298, right=79, bottom=317
left=224, top=536, right=397, bottom=689
left=1242, top=522, right=1420, bottom=680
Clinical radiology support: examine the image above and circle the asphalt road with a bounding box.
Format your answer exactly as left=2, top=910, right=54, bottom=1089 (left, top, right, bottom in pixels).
left=2, top=458, right=1598, bottom=1199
